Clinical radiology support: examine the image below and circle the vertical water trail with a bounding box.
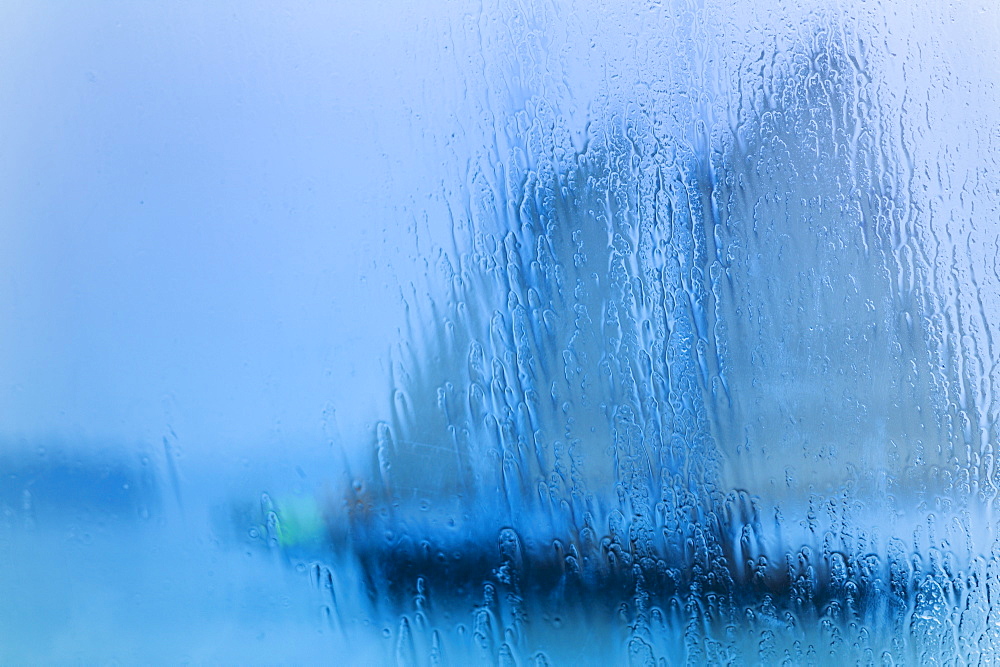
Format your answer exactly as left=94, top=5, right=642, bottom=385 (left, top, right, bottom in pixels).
left=265, top=0, right=1000, bottom=662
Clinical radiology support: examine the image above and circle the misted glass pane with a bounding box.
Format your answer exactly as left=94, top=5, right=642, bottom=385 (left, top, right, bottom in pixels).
left=3, top=1, right=1000, bottom=664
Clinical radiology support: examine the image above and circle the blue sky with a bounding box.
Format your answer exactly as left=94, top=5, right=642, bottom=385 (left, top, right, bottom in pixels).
left=0, top=2, right=465, bottom=453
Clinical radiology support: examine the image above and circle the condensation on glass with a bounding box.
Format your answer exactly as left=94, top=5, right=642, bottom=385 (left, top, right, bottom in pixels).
left=3, top=0, right=1000, bottom=664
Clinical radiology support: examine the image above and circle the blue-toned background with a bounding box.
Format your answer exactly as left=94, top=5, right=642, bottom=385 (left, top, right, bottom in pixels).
left=4, top=1, right=1000, bottom=664
left=1, top=3, right=454, bottom=661
left=0, top=2, right=456, bottom=449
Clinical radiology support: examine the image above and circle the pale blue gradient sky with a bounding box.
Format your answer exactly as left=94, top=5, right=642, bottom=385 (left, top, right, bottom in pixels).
left=0, top=2, right=466, bottom=452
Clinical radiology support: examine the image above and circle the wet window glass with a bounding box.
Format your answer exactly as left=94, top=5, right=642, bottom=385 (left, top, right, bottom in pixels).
left=3, top=1, right=1000, bottom=664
